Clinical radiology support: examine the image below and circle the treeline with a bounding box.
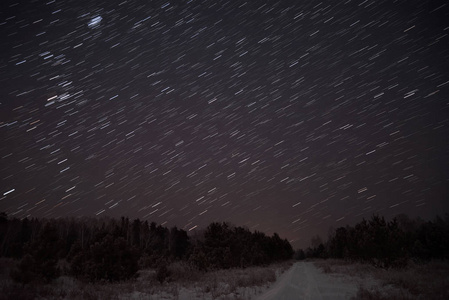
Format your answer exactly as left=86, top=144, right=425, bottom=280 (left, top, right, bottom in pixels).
left=190, top=222, right=293, bottom=270
left=0, top=213, right=293, bottom=283
left=295, top=214, right=449, bottom=268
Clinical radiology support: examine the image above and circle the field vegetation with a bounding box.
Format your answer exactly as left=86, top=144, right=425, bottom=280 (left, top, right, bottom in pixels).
left=314, top=259, right=449, bottom=300
left=0, top=212, right=293, bottom=299
left=298, top=213, right=449, bottom=299
left=0, top=258, right=292, bottom=299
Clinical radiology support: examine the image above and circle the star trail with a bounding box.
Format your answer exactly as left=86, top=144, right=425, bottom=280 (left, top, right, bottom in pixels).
left=1, top=0, right=448, bottom=247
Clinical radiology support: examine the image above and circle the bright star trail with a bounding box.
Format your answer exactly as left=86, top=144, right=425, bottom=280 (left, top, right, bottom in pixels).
left=1, top=0, right=448, bottom=247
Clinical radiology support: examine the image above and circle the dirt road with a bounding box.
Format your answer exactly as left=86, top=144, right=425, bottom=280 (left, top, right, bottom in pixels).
left=256, top=262, right=358, bottom=300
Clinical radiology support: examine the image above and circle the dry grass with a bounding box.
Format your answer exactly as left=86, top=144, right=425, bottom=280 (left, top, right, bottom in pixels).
left=314, top=259, right=449, bottom=300
left=353, top=286, right=414, bottom=300
left=0, top=260, right=293, bottom=300
left=314, top=259, right=378, bottom=277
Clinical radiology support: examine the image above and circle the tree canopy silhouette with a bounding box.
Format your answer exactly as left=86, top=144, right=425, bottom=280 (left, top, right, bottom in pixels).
left=0, top=213, right=293, bottom=283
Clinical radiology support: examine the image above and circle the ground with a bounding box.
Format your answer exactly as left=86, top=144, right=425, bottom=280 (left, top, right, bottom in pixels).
left=2, top=259, right=448, bottom=299
left=257, top=262, right=358, bottom=300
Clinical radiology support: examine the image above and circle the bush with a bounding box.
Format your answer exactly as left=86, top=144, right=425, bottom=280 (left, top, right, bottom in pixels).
left=325, top=214, right=449, bottom=268
left=189, top=223, right=293, bottom=270
left=70, top=235, right=139, bottom=282
left=294, top=249, right=306, bottom=260
left=10, top=254, right=36, bottom=284
left=10, top=253, right=59, bottom=284
left=156, top=261, right=170, bottom=284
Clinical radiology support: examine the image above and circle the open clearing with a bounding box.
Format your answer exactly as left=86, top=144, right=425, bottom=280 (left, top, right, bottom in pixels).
left=256, top=262, right=357, bottom=300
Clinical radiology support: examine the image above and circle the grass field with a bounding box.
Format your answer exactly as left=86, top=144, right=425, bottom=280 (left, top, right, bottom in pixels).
left=313, top=259, right=449, bottom=300
left=0, top=258, right=292, bottom=300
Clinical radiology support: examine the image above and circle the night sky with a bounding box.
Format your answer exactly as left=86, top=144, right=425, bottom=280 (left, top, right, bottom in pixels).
left=1, top=0, right=448, bottom=248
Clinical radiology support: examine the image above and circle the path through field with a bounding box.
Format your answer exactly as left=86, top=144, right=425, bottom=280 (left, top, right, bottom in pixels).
left=256, top=262, right=358, bottom=300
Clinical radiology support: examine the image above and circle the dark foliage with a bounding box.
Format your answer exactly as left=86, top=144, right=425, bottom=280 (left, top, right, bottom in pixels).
left=294, top=249, right=305, bottom=260
left=188, top=222, right=293, bottom=270
left=10, top=254, right=37, bottom=284
left=155, top=260, right=170, bottom=284
left=0, top=213, right=293, bottom=284
left=0, top=214, right=189, bottom=282
left=305, top=214, right=449, bottom=268
left=10, top=222, right=61, bottom=283
left=70, top=235, right=139, bottom=282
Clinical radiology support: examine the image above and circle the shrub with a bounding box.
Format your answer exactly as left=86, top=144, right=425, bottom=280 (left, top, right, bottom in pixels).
left=156, top=261, right=170, bottom=284
left=10, top=254, right=36, bottom=284
left=70, top=235, right=139, bottom=282
left=10, top=253, right=59, bottom=284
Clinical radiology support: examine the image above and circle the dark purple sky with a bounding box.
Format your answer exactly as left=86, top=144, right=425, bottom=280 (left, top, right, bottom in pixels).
left=1, top=0, right=448, bottom=248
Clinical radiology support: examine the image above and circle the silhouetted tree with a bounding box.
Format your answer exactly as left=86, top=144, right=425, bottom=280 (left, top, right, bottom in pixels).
left=294, top=249, right=306, bottom=260
left=0, top=213, right=297, bottom=283
left=324, top=214, right=449, bottom=268
left=70, top=234, right=138, bottom=282
left=131, top=219, right=141, bottom=247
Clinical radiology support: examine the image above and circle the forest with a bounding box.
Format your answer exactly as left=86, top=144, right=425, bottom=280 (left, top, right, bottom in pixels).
left=2, top=212, right=448, bottom=288
left=0, top=213, right=293, bottom=284
left=296, top=214, right=449, bottom=268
